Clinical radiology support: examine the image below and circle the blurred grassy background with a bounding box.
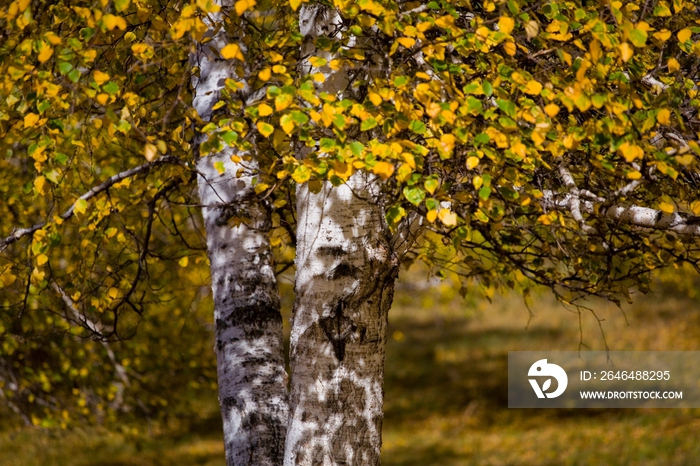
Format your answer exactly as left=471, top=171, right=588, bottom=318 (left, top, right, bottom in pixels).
left=2, top=269, right=700, bottom=465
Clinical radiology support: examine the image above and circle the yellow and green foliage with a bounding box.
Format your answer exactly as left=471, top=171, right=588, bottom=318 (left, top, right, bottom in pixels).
left=2, top=0, right=700, bottom=428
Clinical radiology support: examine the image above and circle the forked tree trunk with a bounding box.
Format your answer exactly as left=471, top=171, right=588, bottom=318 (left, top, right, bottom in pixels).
left=285, top=175, right=399, bottom=465
left=192, top=2, right=288, bottom=464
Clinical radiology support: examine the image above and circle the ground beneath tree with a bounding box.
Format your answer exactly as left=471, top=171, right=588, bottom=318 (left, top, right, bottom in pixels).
left=1, top=274, right=699, bottom=466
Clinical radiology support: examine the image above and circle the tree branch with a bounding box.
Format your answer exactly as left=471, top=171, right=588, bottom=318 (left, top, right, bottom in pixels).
left=541, top=191, right=700, bottom=236
left=51, top=281, right=130, bottom=388
left=0, top=156, right=185, bottom=252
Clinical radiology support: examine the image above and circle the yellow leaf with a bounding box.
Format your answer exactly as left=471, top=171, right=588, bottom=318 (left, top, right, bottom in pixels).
left=281, top=119, right=295, bottom=135
left=96, top=93, right=109, bottom=105
left=438, top=209, right=457, bottom=227
left=93, top=70, right=110, bottom=85
left=659, top=201, right=674, bottom=214
left=503, top=41, right=516, bottom=56
left=309, top=56, right=327, bottom=67
left=221, top=43, right=244, bottom=61
left=258, top=68, right=271, bottom=81
left=691, top=200, right=700, bottom=215
left=618, top=42, right=633, bottom=62
left=466, top=156, right=480, bottom=169
left=654, top=29, right=672, bottom=42
left=24, top=113, right=39, bottom=128
left=372, top=161, right=394, bottom=180
left=34, top=176, right=46, bottom=195
left=313, top=73, right=326, bottom=83
left=511, top=142, right=527, bottom=158
left=108, top=287, right=119, bottom=300
left=678, top=28, right=692, bottom=43
left=657, top=108, right=671, bottom=125
left=235, top=0, right=256, bottom=15
left=1, top=271, right=17, bottom=287
left=524, top=80, right=542, bottom=95
left=44, top=32, right=62, bottom=46
left=103, top=14, right=127, bottom=31
left=426, top=210, right=437, bottom=223
left=498, top=16, right=515, bottom=35
left=275, top=93, right=293, bottom=111
left=619, top=142, right=644, bottom=162
left=531, top=130, right=545, bottom=146
left=257, top=121, right=274, bottom=137
left=258, top=103, right=273, bottom=117
left=368, top=92, right=382, bottom=106
left=36, top=254, right=48, bottom=266
left=144, top=143, right=158, bottom=162
left=397, top=37, right=416, bottom=49
left=329, top=59, right=342, bottom=71
left=668, top=57, right=680, bottom=73
left=544, top=103, right=560, bottom=117
left=627, top=170, right=642, bottom=180
left=524, top=20, right=539, bottom=39
left=178, top=256, right=189, bottom=267
left=37, top=42, right=53, bottom=63
left=589, top=40, right=601, bottom=61
left=196, top=0, right=220, bottom=12
left=290, top=0, right=302, bottom=11
left=131, top=43, right=148, bottom=54
left=74, top=199, right=88, bottom=216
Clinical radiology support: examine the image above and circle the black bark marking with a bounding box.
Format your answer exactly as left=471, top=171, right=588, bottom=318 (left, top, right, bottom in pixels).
left=328, top=262, right=360, bottom=280
left=319, top=300, right=356, bottom=362
left=216, top=302, right=282, bottom=330
left=317, top=245, right=346, bottom=258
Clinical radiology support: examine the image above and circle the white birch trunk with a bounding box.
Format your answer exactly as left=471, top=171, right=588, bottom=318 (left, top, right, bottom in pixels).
left=285, top=175, right=399, bottom=465
left=192, top=3, right=288, bottom=464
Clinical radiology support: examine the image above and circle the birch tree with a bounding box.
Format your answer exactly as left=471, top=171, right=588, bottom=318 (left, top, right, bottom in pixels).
left=4, top=0, right=700, bottom=465
left=191, top=2, right=288, bottom=463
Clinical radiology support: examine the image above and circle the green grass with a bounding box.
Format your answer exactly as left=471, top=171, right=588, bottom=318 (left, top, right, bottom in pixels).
left=3, top=278, right=700, bottom=465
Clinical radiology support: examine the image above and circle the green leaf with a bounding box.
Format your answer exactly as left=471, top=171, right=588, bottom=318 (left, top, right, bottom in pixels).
left=68, top=69, right=81, bottom=83
left=386, top=205, right=406, bottom=225
left=393, top=76, right=408, bottom=87
left=496, top=99, right=516, bottom=118
left=409, top=120, right=426, bottom=135
left=220, top=131, right=238, bottom=145
left=653, top=3, right=671, bottom=16
left=332, top=114, right=346, bottom=129
left=403, top=186, right=426, bottom=206
left=424, top=178, right=439, bottom=194
left=103, top=82, right=119, bottom=94
left=291, top=110, right=309, bottom=125
left=213, top=161, right=226, bottom=174
left=349, top=141, right=364, bottom=157
left=474, top=132, right=490, bottom=146
left=479, top=186, right=492, bottom=200
left=58, top=62, right=73, bottom=74
left=360, top=118, right=378, bottom=131
left=319, top=138, right=336, bottom=152
left=629, top=28, right=647, bottom=47
left=426, top=198, right=439, bottom=211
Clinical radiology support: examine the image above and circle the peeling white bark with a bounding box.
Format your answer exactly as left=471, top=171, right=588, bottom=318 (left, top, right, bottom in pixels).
left=192, top=2, right=288, bottom=464
left=286, top=175, right=398, bottom=466
left=541, top=190, right=700, bottom=236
